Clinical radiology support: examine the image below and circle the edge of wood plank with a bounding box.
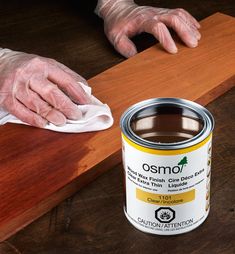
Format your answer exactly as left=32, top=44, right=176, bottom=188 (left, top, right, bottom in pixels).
left=195, top=75, right=235, bottom=105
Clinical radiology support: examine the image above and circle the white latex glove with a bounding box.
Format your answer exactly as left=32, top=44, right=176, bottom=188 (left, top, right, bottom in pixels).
left=0, top=48, right=91, bottom=128
left=0, top=82, right=114, bottom=133
left=95, top=0, right=201, bottom=58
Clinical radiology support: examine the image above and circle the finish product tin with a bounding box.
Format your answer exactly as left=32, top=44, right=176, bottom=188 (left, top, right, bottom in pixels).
left=120, top=98, right=214, bottom=235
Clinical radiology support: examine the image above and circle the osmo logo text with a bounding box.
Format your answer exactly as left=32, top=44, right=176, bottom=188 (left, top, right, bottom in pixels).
left=142, top=157, right=188, bottom=174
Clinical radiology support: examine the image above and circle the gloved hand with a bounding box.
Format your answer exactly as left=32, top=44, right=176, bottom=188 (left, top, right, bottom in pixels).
left=95, top=0, right=201, bottom=58
left=0, top=48, right=91, bottom=128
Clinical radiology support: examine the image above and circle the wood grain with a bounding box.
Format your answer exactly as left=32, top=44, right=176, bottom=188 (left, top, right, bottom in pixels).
left=0, top=13, right=234, bottom=242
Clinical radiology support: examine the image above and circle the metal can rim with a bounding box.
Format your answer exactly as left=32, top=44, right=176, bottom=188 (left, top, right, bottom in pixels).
left=120, top=98, right=214, bottom=150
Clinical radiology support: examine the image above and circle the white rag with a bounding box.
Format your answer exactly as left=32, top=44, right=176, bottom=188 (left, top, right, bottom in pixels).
left=0, top=82, right=113, bottom=133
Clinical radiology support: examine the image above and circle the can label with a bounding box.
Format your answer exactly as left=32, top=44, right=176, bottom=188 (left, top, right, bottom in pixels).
left=122, top=134, right=212, bottom=235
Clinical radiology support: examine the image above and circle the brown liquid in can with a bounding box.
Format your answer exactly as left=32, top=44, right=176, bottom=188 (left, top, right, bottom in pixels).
left=130, top=107, right=204, bottom=143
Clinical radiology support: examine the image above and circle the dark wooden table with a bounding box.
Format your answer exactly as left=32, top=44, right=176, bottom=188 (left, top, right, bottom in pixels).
left=0, top=1, right=234, bottom=253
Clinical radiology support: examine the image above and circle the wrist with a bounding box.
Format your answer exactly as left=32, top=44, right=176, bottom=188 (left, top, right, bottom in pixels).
left=95, top=0, right=136, bottom=19
left=0, top=48, right=13, bottom=58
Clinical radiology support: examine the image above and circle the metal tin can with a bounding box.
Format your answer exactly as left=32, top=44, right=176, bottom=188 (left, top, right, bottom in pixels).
left=120, top=98, right=214, bottom=235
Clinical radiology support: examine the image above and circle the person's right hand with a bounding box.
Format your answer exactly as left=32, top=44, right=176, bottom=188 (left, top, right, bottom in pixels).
left=0, top=49, right=91, bottom=128
left=96, top=0, right=201, bottom=58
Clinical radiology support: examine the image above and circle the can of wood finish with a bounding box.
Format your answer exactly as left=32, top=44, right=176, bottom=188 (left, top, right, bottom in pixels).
left=120, top=98, right=214, bottom=235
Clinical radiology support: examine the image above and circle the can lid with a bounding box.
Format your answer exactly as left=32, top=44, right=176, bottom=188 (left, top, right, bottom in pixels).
left=120, top=98, right=214, bottom=150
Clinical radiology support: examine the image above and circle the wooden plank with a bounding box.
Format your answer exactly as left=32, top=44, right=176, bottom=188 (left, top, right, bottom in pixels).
left=0, top=13, right=234, bottom=241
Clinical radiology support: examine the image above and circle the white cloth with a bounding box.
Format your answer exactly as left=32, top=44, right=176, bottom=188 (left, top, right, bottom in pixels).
left=0, top=82, right=113, bottom=133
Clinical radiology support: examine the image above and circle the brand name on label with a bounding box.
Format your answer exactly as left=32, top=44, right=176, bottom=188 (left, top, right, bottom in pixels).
left=142, top=156, right=188, bottom=175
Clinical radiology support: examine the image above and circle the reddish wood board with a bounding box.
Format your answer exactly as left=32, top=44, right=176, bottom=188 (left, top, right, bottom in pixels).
left=0, top=13, right=234, bottom=241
